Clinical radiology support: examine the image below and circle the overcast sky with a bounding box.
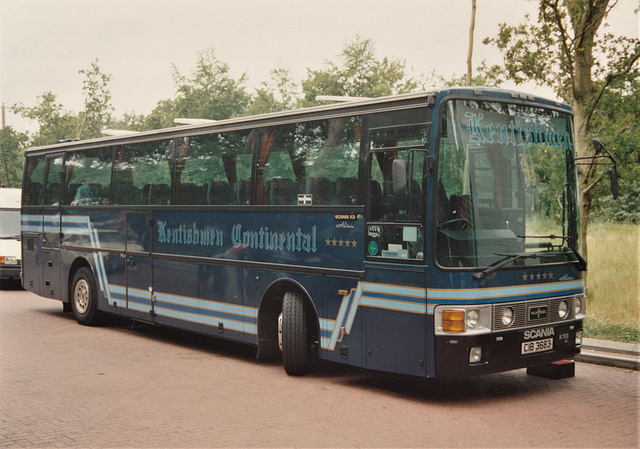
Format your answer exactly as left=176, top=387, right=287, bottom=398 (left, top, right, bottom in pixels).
left=1, top=0, right=638, bottom=133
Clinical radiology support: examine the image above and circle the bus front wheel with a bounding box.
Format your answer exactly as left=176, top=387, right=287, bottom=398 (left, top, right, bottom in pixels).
left=70, top=267, right=100, bottom=326
left=280, top=290, right=311, bottom=375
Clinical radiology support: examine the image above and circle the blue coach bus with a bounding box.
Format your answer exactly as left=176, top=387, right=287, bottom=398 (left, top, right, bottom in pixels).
left=21, top=88, right=586, bottom=377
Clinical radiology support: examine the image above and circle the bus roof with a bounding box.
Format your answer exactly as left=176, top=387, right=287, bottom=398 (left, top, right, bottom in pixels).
left=24, top=88, right=570, bottom=154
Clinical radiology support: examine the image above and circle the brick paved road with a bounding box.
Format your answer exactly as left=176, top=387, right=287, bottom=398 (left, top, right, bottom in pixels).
left=1, top=289, right=638, bottom=448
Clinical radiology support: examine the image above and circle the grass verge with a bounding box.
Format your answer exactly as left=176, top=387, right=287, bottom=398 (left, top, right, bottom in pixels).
left=584, top=222, right=639, bottom=343
left=583, top=318, right=640, bottom=343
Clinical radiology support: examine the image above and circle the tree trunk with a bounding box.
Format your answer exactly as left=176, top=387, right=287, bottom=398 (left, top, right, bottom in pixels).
left=572, top=101, right=591, bottom=253
left=564, top=0, right=610, bottom=276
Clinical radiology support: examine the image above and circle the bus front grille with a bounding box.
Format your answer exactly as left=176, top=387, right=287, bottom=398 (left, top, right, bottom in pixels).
left=492, top=295, right=577, bottom=332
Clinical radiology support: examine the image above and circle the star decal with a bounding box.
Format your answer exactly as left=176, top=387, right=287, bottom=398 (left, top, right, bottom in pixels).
left=325, top=236, right=358, bottom=248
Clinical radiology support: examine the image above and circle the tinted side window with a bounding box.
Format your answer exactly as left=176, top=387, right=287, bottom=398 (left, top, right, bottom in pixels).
left=43, top=156, right=64, bottom=206
left=64, top=148, right=113, bottom=205
left=175, top=130, right=252, bottom=206
left=113, top=141, right=173, bottom=205
left=22, top=155, right=45, bottom=206
left=259, top=117, right=362, bottom=206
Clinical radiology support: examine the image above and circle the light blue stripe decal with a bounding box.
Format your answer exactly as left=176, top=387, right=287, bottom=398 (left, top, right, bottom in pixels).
left=427, top=280, right=585, bottom=303
left=322, top=282, right=427, bottom=351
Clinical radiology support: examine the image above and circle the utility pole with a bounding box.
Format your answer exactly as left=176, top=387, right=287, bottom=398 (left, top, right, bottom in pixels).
left=1, top=103, right=5, bottom=128
left=466, top=0, right=477, bottom=86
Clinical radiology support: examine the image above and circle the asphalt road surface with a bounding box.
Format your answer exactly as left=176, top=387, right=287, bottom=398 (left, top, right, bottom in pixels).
left=1, top=288, right=638, bottom=448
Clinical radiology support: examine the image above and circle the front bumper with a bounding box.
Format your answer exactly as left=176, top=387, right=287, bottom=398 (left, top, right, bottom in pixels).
left=0, top=264, right=21, bottom=281
left=434, top=321, right=582, bottom=378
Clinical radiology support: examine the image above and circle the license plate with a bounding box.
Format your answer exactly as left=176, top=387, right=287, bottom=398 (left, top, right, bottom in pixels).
left=521, top=338, right=554, bottom=355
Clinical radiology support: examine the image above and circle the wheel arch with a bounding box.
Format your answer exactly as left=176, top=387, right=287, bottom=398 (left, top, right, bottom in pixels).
left=256, top=278, right=319, bottom=360
left=67, top=257, right=93, bottom=303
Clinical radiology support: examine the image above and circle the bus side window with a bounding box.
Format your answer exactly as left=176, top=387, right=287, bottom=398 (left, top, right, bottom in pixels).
left=114, top=141, right=172, bottom=205
left=23, top=156, right=45, bottom=206
left=301, top=117, right=361, bottom=205
left=179, top=131, right=252, bottom=206
left=64, top=148, right=113, bottom=205
left=43, top=156, right=64, bottom=206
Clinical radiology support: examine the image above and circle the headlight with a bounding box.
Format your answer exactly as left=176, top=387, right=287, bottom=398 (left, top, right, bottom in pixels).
left=574, top=295, right=585, bottom=318
left=467, top=310, right=479, bottom=329
left=501, top=307, right=514, bottom=327
left=558, top=300, right=569, bottom=319
left=0, top=256, right=18, bottom=265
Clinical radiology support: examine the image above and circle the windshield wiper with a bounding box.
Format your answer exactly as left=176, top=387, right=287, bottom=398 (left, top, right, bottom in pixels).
left=518, top=234, right=586, bottom=271
left=473, top=252, right=539, bottom=281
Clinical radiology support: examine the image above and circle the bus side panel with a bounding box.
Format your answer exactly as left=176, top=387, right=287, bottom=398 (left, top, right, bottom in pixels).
left=62, top=209, right=127, bottom=314
left=317, top=275, right=364, bottom=367
left=362, top=263, right=427, bottom=377
left=21, top=208, right=42, bottom=295
left=151, top=257, right=245, bottom=341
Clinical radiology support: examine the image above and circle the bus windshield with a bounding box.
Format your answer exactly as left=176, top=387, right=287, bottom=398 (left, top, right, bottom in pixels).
left=0, top=208, right=21, bottom=239
left=435, top=99, right=580, bottom=269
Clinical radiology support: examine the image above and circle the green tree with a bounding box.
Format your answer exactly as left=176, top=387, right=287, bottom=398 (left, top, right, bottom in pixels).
left=110, top=111, right=147, bottom=132
left=246, top=66, right=299, bottom=115
left=301, top=36, right=419, bottom=104
left=12, top=91, right=77, bottom=146
left=0, top=126, right=27, bottom=187
left=76, top=59, right=114, bottom=139
left=143, top=49, right=251, bottom=129
left=142, top=99, right=178, bottom=130
left=485, top=0, right=640, bottom=262
left=173, top=48, right=250, bottom=120
left=590, top=70, right=640, bottom=223
left=421, top=61, right=505, bottom=89
left=13, top=60, right=114, bottom=145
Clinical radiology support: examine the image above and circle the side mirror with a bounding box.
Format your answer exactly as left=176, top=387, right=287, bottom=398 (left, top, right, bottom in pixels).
left=610, top=168, right=619, bottom=200
left=592, top=138, right=620, bottom=200
left=592, top=138, right=605, bottom=154
left=392, top=159, right=408, bottom=195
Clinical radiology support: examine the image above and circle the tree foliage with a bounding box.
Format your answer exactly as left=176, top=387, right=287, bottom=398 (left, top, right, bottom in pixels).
left=143, top=48, right=251, bottom=130
left=76, top=59, right=114, bottom=139
left=12, top=59, right=114, bottom=145
left=0, top=126, right=27, bottom=187
left=301, top=36, right=418, bottom=104
left=12, top=91, right=77, bottom=146
left=484, top=0, right=640, bottom=259
left=590, top=70, right=640, bottom=223
left=246, top=66, right=299, bottom=115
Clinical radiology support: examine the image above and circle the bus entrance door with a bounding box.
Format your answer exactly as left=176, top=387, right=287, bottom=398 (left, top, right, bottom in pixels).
left=125, top=212, right=155, bottom=322
left=41, top=154, right=64, bottom=299
left=364, top=143, right=428, bottom=377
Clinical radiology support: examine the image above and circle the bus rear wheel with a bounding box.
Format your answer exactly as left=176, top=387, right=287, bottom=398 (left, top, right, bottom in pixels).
left=280, top=290, right=312, bottom=375
left=71, top=267, right=100, bottom=326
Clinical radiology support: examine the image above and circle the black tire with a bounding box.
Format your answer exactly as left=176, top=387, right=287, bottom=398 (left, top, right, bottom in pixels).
left=70, top=267, right=100, bottom=326
left=281, top=290, right=311, bottom=375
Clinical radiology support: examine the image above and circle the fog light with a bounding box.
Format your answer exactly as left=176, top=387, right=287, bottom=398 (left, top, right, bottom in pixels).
left=575, top=330, right=583, bottom=347
left=469, top=346, right=482, bottom=364
left=501, top=307, right=514, bottom=326
left=442, top=310, right=465, bottom=333
left=558, top=300, right=569, bottom=319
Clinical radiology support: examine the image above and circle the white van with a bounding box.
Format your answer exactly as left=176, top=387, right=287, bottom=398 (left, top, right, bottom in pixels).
left=0, top=188, right=22, bottom=288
